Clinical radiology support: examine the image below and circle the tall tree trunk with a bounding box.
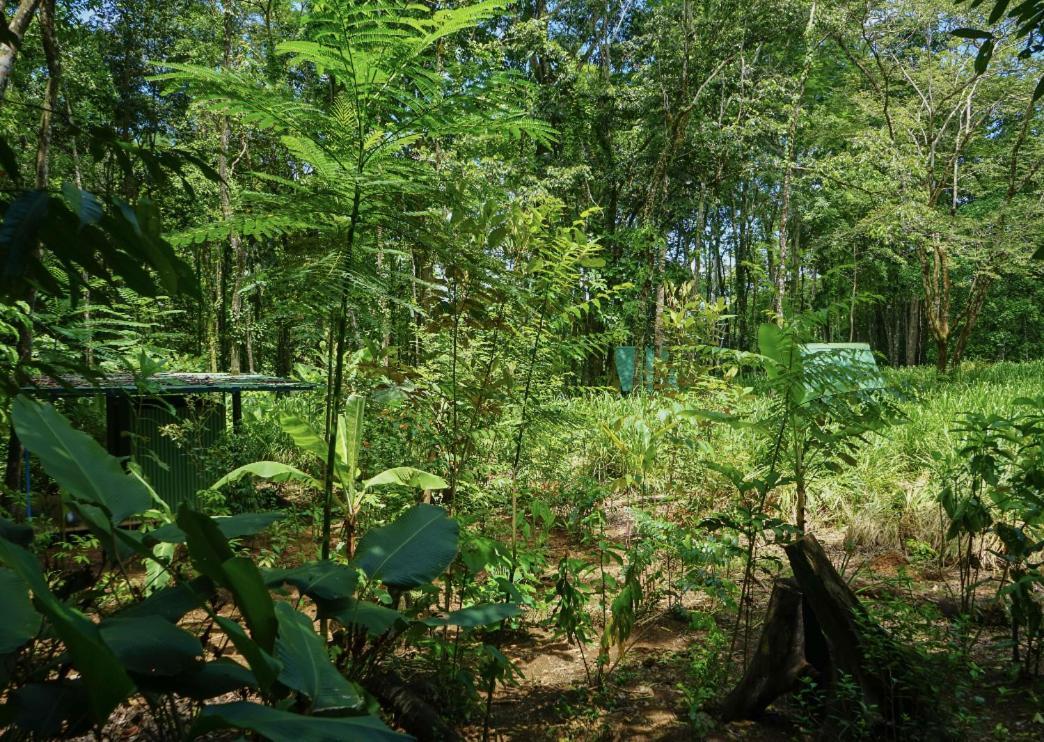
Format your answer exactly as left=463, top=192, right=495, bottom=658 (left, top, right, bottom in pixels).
left=218, top=6, right=249, bottom=374
left=774, top=0, right=817, bottom=322
left=735, top=184, right=750, bottom=349
left=919, top=235, right=951, bottom=374
left=0, top=0, right=38, bottom=102
left=34, top=0, right=58, bottom=189
left=3, top=0, right=58, bottom=502
left=208, top=242, right=221, bottom=372
left=905, top=299, right=920, bottom=366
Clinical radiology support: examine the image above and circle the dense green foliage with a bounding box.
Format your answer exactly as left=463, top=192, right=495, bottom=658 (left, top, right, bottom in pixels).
left=0, top=0, right=1042, bottom=738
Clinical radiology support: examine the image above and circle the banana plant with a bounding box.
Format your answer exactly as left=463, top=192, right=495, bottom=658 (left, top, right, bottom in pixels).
left=3, top=396, right=513, bottom=738
left=2, top=396, right=406, bottom=739
left=214, top=394, right=448, bottom=556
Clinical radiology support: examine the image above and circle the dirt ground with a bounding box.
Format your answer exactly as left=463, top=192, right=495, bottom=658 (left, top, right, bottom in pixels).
left=54, top=512, right=1044, bottom=741
left=468, top=519, right=1044, bottom=741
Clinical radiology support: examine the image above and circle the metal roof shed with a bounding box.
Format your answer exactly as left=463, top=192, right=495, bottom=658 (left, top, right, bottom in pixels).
left=797, top=343, right=884, bottom=403
left=22, top=373, right=315, bottom=512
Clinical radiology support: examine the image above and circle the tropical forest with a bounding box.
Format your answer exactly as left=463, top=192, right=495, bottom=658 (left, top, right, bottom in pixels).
left=0, top=0, right=1042, bottom=739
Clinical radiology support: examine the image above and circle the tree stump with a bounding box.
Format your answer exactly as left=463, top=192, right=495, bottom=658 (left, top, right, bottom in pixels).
left=720, top=578, right=825, bottom=720
left=719, top=535, right=923, bottom=729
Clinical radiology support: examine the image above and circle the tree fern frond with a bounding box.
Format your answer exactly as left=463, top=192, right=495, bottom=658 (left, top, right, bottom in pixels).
left=169, top=213, right=341, bottom=247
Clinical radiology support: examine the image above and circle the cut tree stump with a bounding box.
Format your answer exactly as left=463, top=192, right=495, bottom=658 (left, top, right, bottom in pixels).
left=719, top=578, right=825, bottom=720
left=720, top=535, right=923, bottom=729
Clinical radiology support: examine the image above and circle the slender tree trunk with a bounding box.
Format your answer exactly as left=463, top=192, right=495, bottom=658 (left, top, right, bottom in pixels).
left=775, top=0, right=817, bottom=322
left=3, top=0, right=58, bottom=502
left=34, top=0, right=58, bottom=189
left=736, top=184, right=750, bottom=349
left=208, top=246, right=221, bottom=372
left=218, top=6, right=249, bottom=374
left=905, top=298, right=920, bottom=366
left=0, top=0, right=39, bottom=102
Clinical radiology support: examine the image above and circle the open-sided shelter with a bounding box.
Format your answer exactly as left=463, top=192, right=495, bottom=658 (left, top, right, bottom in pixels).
left=20, top=373, right=315, bottom=514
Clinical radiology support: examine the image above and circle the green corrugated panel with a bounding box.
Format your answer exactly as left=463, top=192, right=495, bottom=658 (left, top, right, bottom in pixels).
left=614, top=346, right=638, bottom=393
left=131, top=397, right=225, bottom=511
left=614, top=347, right=675, bottom=394
left=798, top=343, right=883, bottom=402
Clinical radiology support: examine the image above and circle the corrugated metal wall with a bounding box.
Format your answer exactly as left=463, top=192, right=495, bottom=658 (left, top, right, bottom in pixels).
left=131, top=396, right=225, bottom=511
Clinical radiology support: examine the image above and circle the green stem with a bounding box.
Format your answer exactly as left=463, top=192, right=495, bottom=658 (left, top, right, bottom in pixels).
left=321, top=184, right=362, bottom=563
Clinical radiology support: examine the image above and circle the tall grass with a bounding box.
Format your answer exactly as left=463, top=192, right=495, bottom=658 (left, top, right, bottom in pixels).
left=827, top=360, right=1044, bottom=549
left=535, top=360, right=1044, bottom=552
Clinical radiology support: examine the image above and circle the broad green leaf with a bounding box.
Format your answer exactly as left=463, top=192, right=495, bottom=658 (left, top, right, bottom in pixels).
left=12, top=396, right=151, bottom=522
left=423, top=602, right=520, bottom=628
left=0, top=539, right=134, bottom=723
left=987, top=0, right=1010, bottom=24
left=0, top=516, right=33, bottom=546
left=174, top=659, right=255, bottom=699
left=99, top=615, right=203, bottom=676
left=114, top=577, right=212, bottom=623
left=61, top=183, right=103, bottom=227
left=215, top=616, right=280, bottom=693
left=211, top=461, right=321, bottom=491
left=0, top=567, right=41, bottom=652
left=340, top=395, right=366, bottom=483
left=191, top=700, right=406, bottom=741
left=137, top=658, right=255, bottom=700
left=320, top=598, right=406, bottom=637
left=8, top=681, right=90, bottom=738
left=279, top=413, right=328, bottom=460
left=177, top=507, right=234, bottom=584
left=363, top=467, right=448, bottom=491
left=177, top=508, right=277, bottom=651
left=353, top=504, right=459, bottom=589
left=1033, top=77, right=1044, bottom=105
left=975, top=39, right=994, bottom=74
left=148, top=511, right=286, bottom=544
left=0, top=192, right=51, bottom=291
left=273, top=602, right=362, bottom=712
left=263, top=560, right=358, bottom=601
left=223, top=556, right=278, bottom=652
left=951, top=27, right=993, bottom=39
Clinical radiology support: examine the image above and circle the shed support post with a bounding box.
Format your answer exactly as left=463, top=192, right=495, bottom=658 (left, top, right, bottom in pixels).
left=105, top=395, right=131, bottom=459
left=232, top=390, right=242, bottom=432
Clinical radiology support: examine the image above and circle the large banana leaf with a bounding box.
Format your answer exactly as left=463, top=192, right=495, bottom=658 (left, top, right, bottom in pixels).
left=273, top=602, right=362, bottom=713
left=211, top=461, right=321, bottom=491
left=353, top=504, right=458, bottom=589
left=280, top=412, right=352, bottom=485
left=363, top=467, right=448, bottom=491
left=340, top=395, right=365, bottom=487
left=279, top=413, right=329, bottom=461
left=11, top=396, right=151, bottom=522
left=0, top=539, right=134, bottom=723
left=191, top=700, right=407, bottom=741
